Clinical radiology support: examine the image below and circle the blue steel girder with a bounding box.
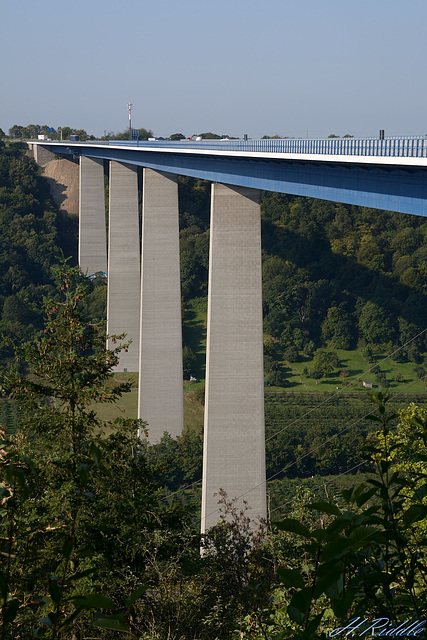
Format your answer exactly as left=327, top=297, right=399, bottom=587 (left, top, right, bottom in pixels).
left=54, top=144, right=427, bottom=218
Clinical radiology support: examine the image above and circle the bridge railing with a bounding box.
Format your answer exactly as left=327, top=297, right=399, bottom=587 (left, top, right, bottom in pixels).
left=108, top=136, right=427, bottom=158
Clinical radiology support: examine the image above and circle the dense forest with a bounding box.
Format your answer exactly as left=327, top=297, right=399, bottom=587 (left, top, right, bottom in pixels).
left=0, top=143, right=75, bottom=345
left=3, top=141, right=427, bottom=368
left=2, top=139, right=427, bottom=638
left=179, top=178, right=427, bottom=362
left=0, top=143, right=107, bottom=351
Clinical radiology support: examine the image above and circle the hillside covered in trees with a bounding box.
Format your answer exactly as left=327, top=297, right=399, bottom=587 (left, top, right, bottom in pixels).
left=261, top=193, right=427, bottom=355
left=179, top=179, right=427, bottom=363
left=0, top=143, right=109, bottom=356
left=0, top=144, right=76, bottom=349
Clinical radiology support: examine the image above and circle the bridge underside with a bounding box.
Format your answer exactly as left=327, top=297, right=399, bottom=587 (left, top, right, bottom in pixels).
left=59, top=145, right=427, bottom=218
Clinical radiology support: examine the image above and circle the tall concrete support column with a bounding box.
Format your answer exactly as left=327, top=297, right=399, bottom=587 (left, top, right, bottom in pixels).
left=107, top=161, right=140, bottom=372
left=201, top=184, right=266, bottom=533
left=138, top=169, right=184, bottom=441
left=79, top=157, right=107, bottom=275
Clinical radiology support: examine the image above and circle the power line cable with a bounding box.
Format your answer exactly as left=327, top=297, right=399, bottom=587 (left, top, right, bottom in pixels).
left=165, top=332, right=427, bottom=509
left=160, top=329, right=427, bottom=522
left=202, top=375, right=425, bottom=525
left=264, top=327, right=427, bottom=445
left=269, top=460, right=367, bottom=517
left=190, top=373, right=426, bottom=528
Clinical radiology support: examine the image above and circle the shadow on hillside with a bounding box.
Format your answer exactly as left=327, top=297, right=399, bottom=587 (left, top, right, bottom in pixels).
left=261, top=219, right=427, bottom=330
left=344, top=368, right=364, bottom=378
left=182, top=305, right=207, bottom=380
left=44, top=177, right=69, bottom=209
left=284, top=380, right=301, bottom=388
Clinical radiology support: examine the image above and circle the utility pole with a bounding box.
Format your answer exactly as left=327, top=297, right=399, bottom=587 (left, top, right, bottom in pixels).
left=127, top=101, right=132, bottom=139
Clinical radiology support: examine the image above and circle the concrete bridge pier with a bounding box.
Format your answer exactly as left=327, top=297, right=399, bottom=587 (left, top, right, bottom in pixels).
left=106, top=161, right=141, bottom=372
left=201, top=183, right=266, bottom=533
left=28, top=143, right=55, bottom=166
left=138, top=168, right=184, bottom=441
left=79, top=157, right=107, bottom=275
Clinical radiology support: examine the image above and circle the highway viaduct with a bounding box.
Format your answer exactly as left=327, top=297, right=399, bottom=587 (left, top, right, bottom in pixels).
left=29, top=137, right=427, bottom=533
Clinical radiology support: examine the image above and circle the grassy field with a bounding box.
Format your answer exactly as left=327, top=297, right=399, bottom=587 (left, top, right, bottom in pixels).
left=182, top=295, right=426, bottom=395
left=88, top=352, right=425, bottom=451
left=88, top=372, right=139, bottom=422
left=278, top=347, right=427, bottom=395
left=183, top=384, right=205, bottom=431
left=88, top=293, right=426, bottom=428
left=182, top=296, right=207, bottom=380
left=9, top=293, right=422, bottom=435
left=88, top=372, right=205, bottom=433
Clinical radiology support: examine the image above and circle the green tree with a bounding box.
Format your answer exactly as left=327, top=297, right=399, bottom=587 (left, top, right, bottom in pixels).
left=179, top=227, right=209, bottom=299
left=198, top=132, right=221, bottom=139
left=0, top=262, right=179, bottom=638
left=264, top=354, right=289, bottom=387
left=358, top=300, right=396, bottom=345
left=22, top=124, right=41, bottom=139
left=8, top=125, right=23, bottom=139
left=311, top=349, right=337, bottom=378
left=182, top=345, right=196, bottom=379
left=60, top=126, right=74, bottom=140
left=283, top=345, right=300, bottom=362
left=378, top=402, right=427, bottom=526
left=169, top=133, right=185, bottom=140
left=0, top=144, right=78, bottom=347
left=321, top=306, right=353, bottom=349
left=103, top=128, right=153, bottom=141
left=73, top=129, right=89, bottom=141
left=274, top=391, right=427, bottom=639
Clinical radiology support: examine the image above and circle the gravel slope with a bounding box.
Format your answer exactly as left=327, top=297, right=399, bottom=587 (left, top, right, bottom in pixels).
left=42, top=158, right=79, bottom=216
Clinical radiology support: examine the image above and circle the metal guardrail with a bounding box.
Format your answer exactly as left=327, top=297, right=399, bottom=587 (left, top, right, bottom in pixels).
left=106, top=136, right=427, bottom=158
left=31, top=136, right=427, bottom=158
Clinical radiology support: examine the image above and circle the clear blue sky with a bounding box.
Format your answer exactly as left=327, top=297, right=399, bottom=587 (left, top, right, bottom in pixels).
left=1, top=0, right=426, bottom=139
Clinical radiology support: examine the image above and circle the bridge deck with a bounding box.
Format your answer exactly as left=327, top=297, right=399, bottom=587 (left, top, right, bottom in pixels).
left=29, top=138, right=427, bottom=217
left=38, top=136, right=427, bottom=164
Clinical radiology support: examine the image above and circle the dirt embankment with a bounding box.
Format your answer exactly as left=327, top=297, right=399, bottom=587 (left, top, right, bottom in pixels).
left=41, top=158, right=79, bottom=217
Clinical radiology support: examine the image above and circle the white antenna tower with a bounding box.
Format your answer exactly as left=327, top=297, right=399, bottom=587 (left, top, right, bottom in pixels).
left=127, top=101, right=132, bottom=138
